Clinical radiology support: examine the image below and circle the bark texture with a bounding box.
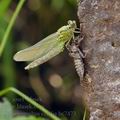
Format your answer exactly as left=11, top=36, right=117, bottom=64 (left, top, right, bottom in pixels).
left=77, top=0, right=120, bottom=120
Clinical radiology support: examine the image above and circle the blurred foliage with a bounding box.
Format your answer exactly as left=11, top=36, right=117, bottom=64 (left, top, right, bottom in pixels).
left=0, top=0, right=16, bottom=100
left=0, top=0, right=25, bottom=100
left=0, top=98, right=13, bottom=120
left=0, top=0, right=11, bottom=21
left=0, top=0, right=86, bottom=120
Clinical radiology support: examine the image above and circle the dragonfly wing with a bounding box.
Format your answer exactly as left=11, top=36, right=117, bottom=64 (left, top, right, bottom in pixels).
left=14, top=32, right=59, bottom=61
left=25, top=41, right=65, bottom=70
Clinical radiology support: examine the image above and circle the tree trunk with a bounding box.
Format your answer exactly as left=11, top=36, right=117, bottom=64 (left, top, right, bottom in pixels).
left=77, top=0, right=120, bottom=120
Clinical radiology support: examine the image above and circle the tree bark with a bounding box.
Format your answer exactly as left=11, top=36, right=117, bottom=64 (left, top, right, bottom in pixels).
left=77, top=0, right=120, bottom=120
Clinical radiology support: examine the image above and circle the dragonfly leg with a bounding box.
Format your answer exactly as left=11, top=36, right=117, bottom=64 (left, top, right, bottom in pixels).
left=66, top=42, right=71, bottom=51
left=78, top=49, right=85, bottom=58
left=82, top=49, right=92, bottom=57
left=65, top=35, right=74, bottom=49
left=76, top=36, right=84, bottom=45
left=75, top=28, right=80, bottom=30
left=74, top=31, right=80, bottom=33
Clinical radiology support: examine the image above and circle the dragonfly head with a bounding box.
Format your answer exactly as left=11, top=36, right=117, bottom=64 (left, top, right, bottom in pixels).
left=67, top=20, right=76, bottom=30
left=57, top=20, right=76, bottom=35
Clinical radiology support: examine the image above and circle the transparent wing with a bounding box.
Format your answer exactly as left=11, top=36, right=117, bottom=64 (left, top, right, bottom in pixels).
left=25, top=42, right=65, bottom=70
left=13, top=32, right=59, bottom=61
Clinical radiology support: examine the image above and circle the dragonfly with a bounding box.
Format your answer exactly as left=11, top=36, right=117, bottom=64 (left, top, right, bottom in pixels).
left=13, top=20, right=80, bottom=70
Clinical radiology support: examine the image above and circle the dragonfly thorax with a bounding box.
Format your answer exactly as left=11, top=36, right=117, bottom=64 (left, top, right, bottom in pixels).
left=57, top=26, right=74, bottom=42
left=57, top=21, right=77, bottom=42
left=58, top=26, right=69, bottom=33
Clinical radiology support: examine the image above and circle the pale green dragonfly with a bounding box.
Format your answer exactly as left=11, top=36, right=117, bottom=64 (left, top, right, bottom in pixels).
left=13, top=20, right=79, bottom=70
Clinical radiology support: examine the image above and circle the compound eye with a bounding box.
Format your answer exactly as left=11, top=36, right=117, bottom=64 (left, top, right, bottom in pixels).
left=68, top=20, right=72, bottom=25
